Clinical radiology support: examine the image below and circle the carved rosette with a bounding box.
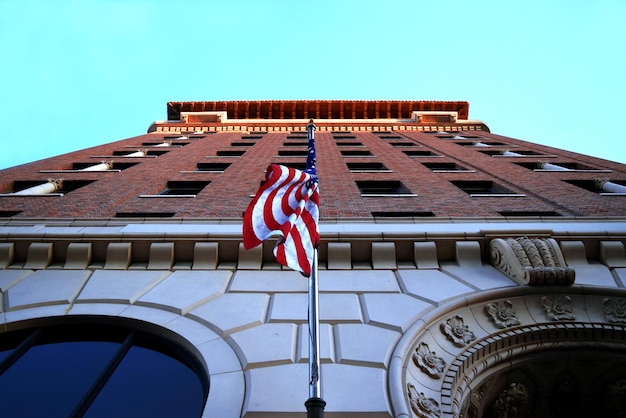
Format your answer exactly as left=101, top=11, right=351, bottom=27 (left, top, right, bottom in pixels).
left=491, top=383, right=531, bottom=418
left=603, top=298, right=626, bottom=324
left=486, top=300, right=520, bottom=328
left=412, top=342, right=446, bottom=379
left=441, top=315, right=476, bottom=347
left=542, top=295, right=575, bottom=320
left=489, top=237, right=575, bottom=285
left=407, top=383, right=441, bottom=418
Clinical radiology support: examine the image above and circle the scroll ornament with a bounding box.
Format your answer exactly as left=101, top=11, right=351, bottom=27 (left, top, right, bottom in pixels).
left=489, top=237, right=575, bottom=285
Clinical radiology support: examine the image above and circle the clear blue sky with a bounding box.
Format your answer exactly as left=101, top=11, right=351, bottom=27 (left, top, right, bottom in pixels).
left=1, top=0, right=625, bottom=170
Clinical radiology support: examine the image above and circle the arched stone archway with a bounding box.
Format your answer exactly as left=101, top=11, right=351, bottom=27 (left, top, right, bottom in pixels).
left=389, top=287, right=626, bottom=418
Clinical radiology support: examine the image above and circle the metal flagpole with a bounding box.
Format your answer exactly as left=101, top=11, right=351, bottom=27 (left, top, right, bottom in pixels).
left=305, top=121, right=325, bottom=418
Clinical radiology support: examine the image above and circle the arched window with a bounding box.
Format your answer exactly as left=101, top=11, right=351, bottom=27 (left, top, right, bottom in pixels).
left=0, top=320, right=208, bottom=417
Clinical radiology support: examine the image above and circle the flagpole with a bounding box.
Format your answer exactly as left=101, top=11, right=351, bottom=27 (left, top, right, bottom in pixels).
left=305, top=120, right=325, bottom=418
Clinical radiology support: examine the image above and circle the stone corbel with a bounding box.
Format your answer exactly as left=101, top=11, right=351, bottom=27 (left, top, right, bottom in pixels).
left=489, top=237, right=575, bottom=285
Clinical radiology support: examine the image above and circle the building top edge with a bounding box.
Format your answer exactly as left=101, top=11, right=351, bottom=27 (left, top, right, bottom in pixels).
left=166, top=100, right=471, bottom=121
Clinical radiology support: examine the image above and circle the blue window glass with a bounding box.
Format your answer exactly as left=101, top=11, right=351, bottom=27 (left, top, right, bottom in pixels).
left=0, top=323, right=207, bottom=417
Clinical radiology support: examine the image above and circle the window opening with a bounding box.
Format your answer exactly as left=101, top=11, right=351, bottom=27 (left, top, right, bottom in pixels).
left=422, top=162, right=472, bottom=172
left=0, top=323, right=207, bottom=418
left=403, top=150, right=439, bottom=157
left=356, top=180, right=415, bottom=196
left=341, top=150, right=373, bottom=157
left=451, top=180, right=524, bottom=197
left=346, top=162, right=390, bottom=172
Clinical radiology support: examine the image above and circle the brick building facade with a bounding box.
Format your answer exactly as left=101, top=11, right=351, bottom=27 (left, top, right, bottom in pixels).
left=1, top=100, right=625, bottom=417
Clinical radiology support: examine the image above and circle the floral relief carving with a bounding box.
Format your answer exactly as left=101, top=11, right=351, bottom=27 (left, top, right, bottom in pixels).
left=485, top=300, right=520, bottom=328
left=407, top=383, right=441, bottom=418
left=603, top=298, right=626, bottom=324
left=542, top=295, right=575, bottom=320
left=412, top=342, right=446, bottom=379
left=441, top=315, right=476, bottom=347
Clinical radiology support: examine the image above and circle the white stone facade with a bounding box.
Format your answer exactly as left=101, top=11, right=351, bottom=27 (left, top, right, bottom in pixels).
left=2, top=220, right=626, bottom=417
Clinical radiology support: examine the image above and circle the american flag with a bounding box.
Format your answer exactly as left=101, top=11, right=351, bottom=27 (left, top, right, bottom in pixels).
left=243, top=164, right=320, bottom=276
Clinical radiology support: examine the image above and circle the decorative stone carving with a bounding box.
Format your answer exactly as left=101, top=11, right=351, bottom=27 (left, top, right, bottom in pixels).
left=407, top=383, right=441, bottom=418
left=489, top=237, right=575, bottom=285
left=605, top=379, right=626, bottom=417
left=441, top=315, right=476, bottom=347
left=603, top=298, right=626, bottom=324
left=413, top=342, right=446, bottom=378
left=490, top=383, right=531, bottom=418
left=542, top=295, right=575, bottom=320
left=485, top=300, right=520, bottom=328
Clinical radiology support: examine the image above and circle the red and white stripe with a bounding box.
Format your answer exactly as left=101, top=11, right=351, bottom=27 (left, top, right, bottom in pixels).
left=243, top=164, right=320, bottom=276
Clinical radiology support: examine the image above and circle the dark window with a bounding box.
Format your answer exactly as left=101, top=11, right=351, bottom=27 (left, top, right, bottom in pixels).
left=422, top=162, right=469, bottom=172
left=230, top=142, right=256, bottom=147
left=196, top=163, right=231, bottom=172
left=499, top=211, right=562, bottom=217
left=146, top=150, right=169, bottom=156
left=455, top=141, right=506, bottom=147
left=283, top=142, right=308, bottom=147
left=163, top=135, right=207, bottom=140
left=451, top=180, right=516, bottom=195
left=278, top=150, right=309, bottom=157
left=341, top=150, right=373, bottom=157
left=0, top=323, right=207, bottom=418
left=333, top=134, right=356, bottom=140
left=245, top=135, right=265, bottom=140
left=372, top=211, right=435, bottom=217
left=403, top=150, right=439, bottom=157
left=347, top=162, right=389, bottom=172
left=0, top=211, right=21, bottom=217
left=390, top=142, right=418, bottom=147
left=115, top=212, right=176, bottom=218
left=216, top=150, right=246, bottom=157
left=286, top=134, right=307, bottom=139
left=480, top=150, right=544, bottom=157
left=159, top=181, right=210, bottom=196
left=356, top=180, right=413, bottom=195
left=564, top=179, right=626, bottom=194
left=142, top=142, right=188, bottom=147
left=72, top=162, right=138, bottom=171
left=12, top=180, right=94, bottom=194
left=515, top=162, right=602, bottom=171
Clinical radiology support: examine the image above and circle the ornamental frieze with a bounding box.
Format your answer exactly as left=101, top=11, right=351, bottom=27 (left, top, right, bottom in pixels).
left=489, top=237, right=575, bottom=285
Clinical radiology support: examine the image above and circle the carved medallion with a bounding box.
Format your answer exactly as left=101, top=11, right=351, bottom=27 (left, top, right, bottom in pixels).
left=412, top=342, right=446, bottom=379
left=542, top=295, right=575, bottom=320
left=441, top=315, right=476, bottom=347
left=407, top=383, right=441, bottom=418
left=485, top=300, right=520, bottom=328
left=603, top=298, right=626, bottom=324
